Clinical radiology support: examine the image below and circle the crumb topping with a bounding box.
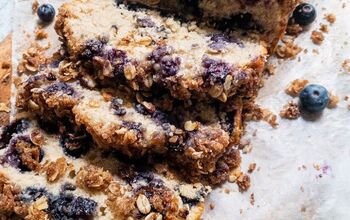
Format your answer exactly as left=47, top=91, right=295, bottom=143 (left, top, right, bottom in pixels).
left=76, top=165, right=113, bottom=192
left=276, top=37, right=302, bottom=59
left=285, top=79, right=309, bottom=97
left=311, top=31, right=325, bottom=45
left=35, top=28, right=48, bottom=40
left=325, top=14, right=336, bottom=24
left=280, top=101, right=300, bottom=119
left=45, top=157, right=69, bottom=182
left=327, top=93, right=339, bottom=109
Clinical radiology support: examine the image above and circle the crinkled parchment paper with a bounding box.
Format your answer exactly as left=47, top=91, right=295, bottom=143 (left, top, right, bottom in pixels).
left=6, top=0, right=350, bottom=219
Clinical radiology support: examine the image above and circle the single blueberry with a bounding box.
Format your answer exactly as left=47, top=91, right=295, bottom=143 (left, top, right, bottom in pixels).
left=292, top=3, right=316, bottom=26
left=37, top=4, right=56, bottom=23
left=299, top=84, right=329, bottom=113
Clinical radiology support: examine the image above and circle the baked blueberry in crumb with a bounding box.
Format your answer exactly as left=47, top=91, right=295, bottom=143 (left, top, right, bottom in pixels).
left=0, top=119, right=29, bottom=149
left=299, top=84, right=329, bottom=113
left=60, top=132, right=92, bottom=158
left=37, top=4, right=56, bottom=23
left=292, top=3, right=316, bottom=26
left=61, top=183, right=77, bottom=192
left=48, top=193, right=97, bottom=220
left=202, top=58, right=232, bottom=84
left=149, top=45, right=181, bottom=77
left=21, top=187, right=48, bottom=203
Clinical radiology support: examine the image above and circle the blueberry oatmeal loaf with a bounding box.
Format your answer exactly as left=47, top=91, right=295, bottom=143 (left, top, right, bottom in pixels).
left=0, top=119, right=210, bottom=219
left=124, top=0, right=299, bottom=48
left=55, top=0, right=267, bottom=102
left=16, top=65, right=243, bottom=184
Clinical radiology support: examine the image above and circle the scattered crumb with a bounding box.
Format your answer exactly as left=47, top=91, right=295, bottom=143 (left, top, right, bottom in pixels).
left=280, top=101, right=300, bottom=120
left=324, top=13, right=336, bottom=24
left=319, top=24, right=329, bottom=33
left=250, top=193, right=255, bottom=205
left=17, top=43, right=48, bottom=74
left=286, top=23, right=303, bottom=36
left=276, top=38, right=302, bottom=59
left=348, top=105, right=350, bottom=111
left=344, top=96, right=349, bottom=101
left=342, top=3, right=346, bottom=8
left=301, top=206, right=307, bottom=212
left=237, top=174, right=251, bottom=192
left=327, top=93, right=339, bottom=108
left=248, top=163, right=257, bottom=174
left=313, top=163, right=321, bottom=171
left=262, top=109, right=278, bottom=128
left=209, top=203, right=215, bottom=210
left=342, top=59, right=350, bottom=73
left=312, top=49, right=319, bottom=55
left=300, top=186, right=304, bottom=192
left=239, top=209, right=243, bottom=214
left=285, top=79, right=309, bottom=97
left=224, top=188, right=230, bottom=194
left=35, top=27, right=48, bottom=40
left=0, top=102, right=10, bottom=113
left=264, top=63, right=276, bottom=76
left=32, top=0, right=39, bottom=13
left=242, top=144, right=253, bottom=154
left=311, top=31, right=325, bottom=45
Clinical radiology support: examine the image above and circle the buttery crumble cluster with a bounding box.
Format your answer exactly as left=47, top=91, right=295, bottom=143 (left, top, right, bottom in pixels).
left=285, top=79, right=309, bottom=97
left=280, top=101, right=300, bottom=119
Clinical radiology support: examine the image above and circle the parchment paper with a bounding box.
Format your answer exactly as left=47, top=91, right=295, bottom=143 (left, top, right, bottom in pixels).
left=7, top=0, right=350, bottom=219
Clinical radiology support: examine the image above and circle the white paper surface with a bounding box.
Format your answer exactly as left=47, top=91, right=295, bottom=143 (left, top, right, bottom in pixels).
left=6, top=0, right=350, bottom=219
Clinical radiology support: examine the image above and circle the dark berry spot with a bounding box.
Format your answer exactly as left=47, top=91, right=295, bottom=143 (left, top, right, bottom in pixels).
left=299, top=84, right=329, bottom=113
left=0, top=119, right=30, bottom=149
left=37, top=4, right=56, bottom=23
left=61, top=183, right=77, bottom=192
left=110, top=98, right=126, bottom=116
left=48, top=193, right=97, bottom=220
left=293, top=3, right=317, bottom=26
left=208, top=33, right=244, bottom=50
left=202, top=58, right=232, bottom=84
left=80, top=39, right=107, bottom=60
left=149, top=45, right=181, bottom=77
left=21, top=187, right=48, bottom=203
left=136, top=17, right=155, bottom=28
left=135, top=103, right=148, bottom=115
left=45, top=82, right=75, bottom=96
left=60, top=132, right=92, bottom=158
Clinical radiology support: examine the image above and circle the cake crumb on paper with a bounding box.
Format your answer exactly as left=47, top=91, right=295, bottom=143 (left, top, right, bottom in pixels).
left=276, top=38, right=302, bottom=59
left=248, top=163, right=257, bottom=173
left=280, top=101, right=300, bottom=119
left=32, top=0, right=39, bottom=13
left=342, top=59, right=350, bottom=73
left=35, top=27, right=48, bottom=40
left=325, top=13, right=336, bottom=24
left=327, top=93, right=339, bottom=108
left=286, top=23, right=303, bottom=36
left=319, top=24, right=329, bottom=33
left=285, top=79, right=309, bottom=97
left=209, top=203, right=215, bottom=210
left=311, top=31, right=325, bottom=45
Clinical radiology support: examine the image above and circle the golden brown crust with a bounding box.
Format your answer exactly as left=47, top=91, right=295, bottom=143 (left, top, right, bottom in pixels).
left=0, top=35, right=12, bottom=126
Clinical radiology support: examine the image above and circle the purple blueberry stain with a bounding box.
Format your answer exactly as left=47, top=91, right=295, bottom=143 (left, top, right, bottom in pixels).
left=148, top=45, right=181, bottom=77
left=202, top=58, right=232, bottom=84
left=208, top=33, right=244, bottom=50
left=44, top=82, right=76, bottom=96
left=80, top=39, right=107, bottom=60
left=136, top=17, right=156, bottom=28
left=110, top=98, right=126, bottom=116
left=48, top=193, right=97, bottom=220
left=0, top=119, right=30, bottom=149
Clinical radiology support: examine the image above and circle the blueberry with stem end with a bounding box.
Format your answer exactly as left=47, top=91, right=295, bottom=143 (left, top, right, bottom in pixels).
left=37, top=4, right=56, bottom=23
left=292, top=3, right=316, bottom=26
left=299, top=84, right=329, bottom=113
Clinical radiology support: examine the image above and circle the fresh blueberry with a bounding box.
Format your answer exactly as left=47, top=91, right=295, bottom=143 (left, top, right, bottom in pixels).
left=37, top=4, right=56, bottom=23
left=299, top=84, right=329, bottom=113
left=292, top=3, right=316, bottom=26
